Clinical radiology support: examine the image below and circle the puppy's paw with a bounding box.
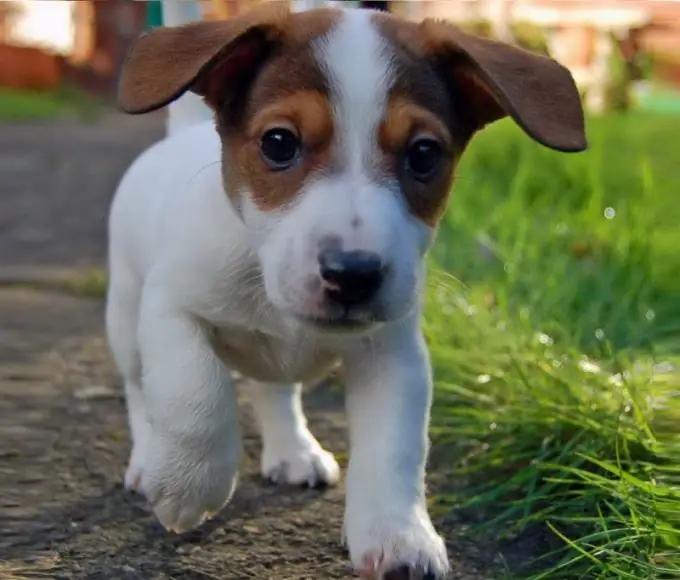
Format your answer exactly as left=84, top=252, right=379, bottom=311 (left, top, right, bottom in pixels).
left=124, top=407, right=151, bottom=493
left=124, top=443, right=146, bottom=492
left=139, top=433, right=240, bottom=533
left=261, top=434, right=340, bottom=488
left=347, top=512, right=449, bottom=579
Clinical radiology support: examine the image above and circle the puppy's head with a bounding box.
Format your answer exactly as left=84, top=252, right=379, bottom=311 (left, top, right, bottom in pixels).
left=119, top=5, right=586, bottom=334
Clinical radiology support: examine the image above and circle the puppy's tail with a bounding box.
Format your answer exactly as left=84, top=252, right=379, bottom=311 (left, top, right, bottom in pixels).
left=161, top=0, right=213, bottom=136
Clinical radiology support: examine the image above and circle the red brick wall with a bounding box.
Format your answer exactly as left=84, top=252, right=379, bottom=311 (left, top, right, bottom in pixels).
left=0, top=43, right=62, bottom=91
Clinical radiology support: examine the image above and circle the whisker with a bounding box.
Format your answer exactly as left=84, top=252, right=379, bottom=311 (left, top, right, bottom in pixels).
left=186, top=160, right=222, bottom=186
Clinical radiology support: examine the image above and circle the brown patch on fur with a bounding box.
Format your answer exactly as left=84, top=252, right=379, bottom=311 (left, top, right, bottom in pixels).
left=378, top=98, right=456, bottom=226
left=249, top=92, right=333, bottom=148
left=369, top=10, right=586, bottom=224
left=379, top=99, right=452, bottom=155
left=213, top=9, right=342, bottom=212
left=362, top=15, right=461, bottom=226
left=222, top=90, right=335, bottom=211
left=119, top=4, right=584, bottom=226
left=119, top=5, right=341, bottom=212
left=373, top=11, right=586, bottom=153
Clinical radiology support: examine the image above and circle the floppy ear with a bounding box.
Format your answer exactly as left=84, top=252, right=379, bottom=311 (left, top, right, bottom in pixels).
left=420, top=20, right=587, bottom=152
left=118, top=3, right=289, bottom=114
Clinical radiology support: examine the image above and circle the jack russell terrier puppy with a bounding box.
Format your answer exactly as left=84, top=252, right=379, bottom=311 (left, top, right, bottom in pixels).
left=107, top=1, right=586, bottom=578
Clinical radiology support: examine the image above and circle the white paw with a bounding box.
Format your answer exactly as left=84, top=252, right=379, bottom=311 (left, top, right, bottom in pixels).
left=346, top=510, right=450, bottom=579
left=137, top=432, right=241, bottom=533
left=124, top=416, right=150, bottom=492
left=261, top=434, right=340, bottom=488
left=124, top=443, right=146, bottom=492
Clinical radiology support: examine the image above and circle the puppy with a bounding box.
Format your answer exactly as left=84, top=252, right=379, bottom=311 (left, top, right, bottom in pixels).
left=107, top=2, right=586, bottom=578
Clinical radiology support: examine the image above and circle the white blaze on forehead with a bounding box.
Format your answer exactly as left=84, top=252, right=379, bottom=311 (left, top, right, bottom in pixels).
left=313, top=9, right=394, bottom=174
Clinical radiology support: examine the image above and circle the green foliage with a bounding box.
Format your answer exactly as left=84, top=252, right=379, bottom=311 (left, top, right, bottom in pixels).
left=511, top=21, right=550, bottom=56
left=456, top=18, right=549, bottom=56
left=0, top=86, right=102, bottom=122
left=427, top=114, right=680, bottom=578
left=604, top=38, right=633, bottom=113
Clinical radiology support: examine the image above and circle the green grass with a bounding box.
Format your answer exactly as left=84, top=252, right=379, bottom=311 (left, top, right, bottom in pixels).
left=426, top=113, right=680, bottom=578
left=0, top=86, right=103, bottom=122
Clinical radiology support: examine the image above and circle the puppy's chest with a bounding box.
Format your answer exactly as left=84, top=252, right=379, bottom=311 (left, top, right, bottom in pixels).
left=209, top=326, right=338, bottom=384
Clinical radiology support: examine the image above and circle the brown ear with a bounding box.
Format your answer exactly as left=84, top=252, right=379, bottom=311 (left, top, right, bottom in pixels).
left=118, top=3, right=289, bottom=114
left=420, top=20, right=587, bottom=152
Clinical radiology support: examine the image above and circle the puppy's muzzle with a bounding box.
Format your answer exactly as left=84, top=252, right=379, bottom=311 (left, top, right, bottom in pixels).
left=318, top=248, right=384, bottom=308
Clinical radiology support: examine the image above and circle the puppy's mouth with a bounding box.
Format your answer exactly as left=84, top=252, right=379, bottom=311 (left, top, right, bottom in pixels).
left=295, top=309, right=387, bottom=335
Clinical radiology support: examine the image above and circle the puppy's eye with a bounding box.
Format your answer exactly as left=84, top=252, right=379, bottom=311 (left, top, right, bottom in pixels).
left=405, top=138, right=442, bottom=181
left=260, top=128, right=300, bottom=171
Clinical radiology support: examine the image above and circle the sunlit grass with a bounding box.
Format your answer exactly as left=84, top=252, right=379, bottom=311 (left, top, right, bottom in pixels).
left=426, top=114, right=680, bottom=578
left=0, top=86, right=102, bottom=121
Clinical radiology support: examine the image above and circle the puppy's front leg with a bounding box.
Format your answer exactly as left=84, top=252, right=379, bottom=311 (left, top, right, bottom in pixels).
left=342, top=319, right=449, bottom=579
left=136, top=287, right=241, bottom=533
left=249, top=381, right=340, bottom=487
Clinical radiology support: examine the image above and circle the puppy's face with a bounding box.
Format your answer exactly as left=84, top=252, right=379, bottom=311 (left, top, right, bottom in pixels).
left=119, top=5, right=586, bottom=333
left=221, top=12, right=460, bottom=331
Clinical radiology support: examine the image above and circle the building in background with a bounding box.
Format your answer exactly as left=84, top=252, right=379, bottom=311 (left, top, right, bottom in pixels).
left=4, top=0, right=75, bottom=54
left=0, top=0, right=146, bottom=94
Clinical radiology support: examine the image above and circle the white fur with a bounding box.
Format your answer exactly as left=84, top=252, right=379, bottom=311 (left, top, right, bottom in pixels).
left=106, top=5, right=448, bottom=577
left=250, top=381, right=340, bottom=486
left=343, top=317, right=448, bottom=576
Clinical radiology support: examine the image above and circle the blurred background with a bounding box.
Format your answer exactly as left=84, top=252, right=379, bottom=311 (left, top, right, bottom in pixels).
left=1, top=2, right=678, bottom=580
left=1, top=0, right=679, bottom=111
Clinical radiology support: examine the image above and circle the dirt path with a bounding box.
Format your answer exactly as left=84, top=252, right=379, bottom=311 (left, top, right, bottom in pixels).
left=0, top=114, right=492, bottom=579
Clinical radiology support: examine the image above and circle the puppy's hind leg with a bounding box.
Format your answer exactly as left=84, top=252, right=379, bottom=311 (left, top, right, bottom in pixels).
left=105, top=267, right=148, bottom=491
left=249, top=382, right=340, bottom=488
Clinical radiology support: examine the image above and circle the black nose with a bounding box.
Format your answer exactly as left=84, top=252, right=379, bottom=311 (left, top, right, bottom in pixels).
left=318, top=249, right=384, bottom=308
